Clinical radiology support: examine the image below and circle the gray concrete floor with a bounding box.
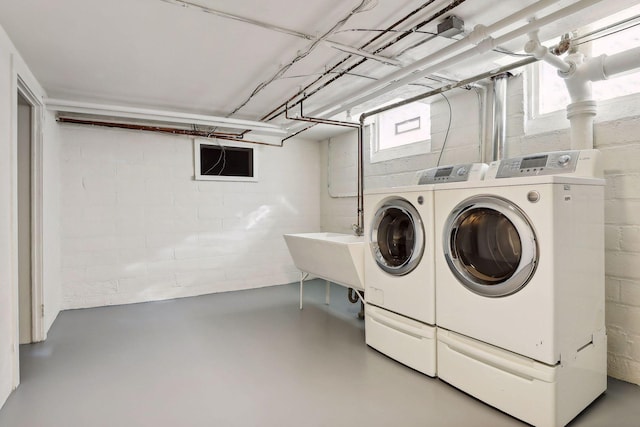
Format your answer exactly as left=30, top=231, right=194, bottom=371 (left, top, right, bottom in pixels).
left=1, top=281, right=639, bottom=427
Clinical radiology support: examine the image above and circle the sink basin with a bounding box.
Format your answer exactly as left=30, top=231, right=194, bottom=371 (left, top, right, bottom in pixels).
left=284, top=232, right=364, bottom=290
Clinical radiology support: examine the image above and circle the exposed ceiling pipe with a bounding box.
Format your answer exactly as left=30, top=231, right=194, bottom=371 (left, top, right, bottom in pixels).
left=358, top=57, right=536, bottom=119
left=160, top=0, right=405, bottom=70
left=226, top=0, right=375, bottom=117
left=56, top=117, right=286, bottom=147
left=46, top=98, right=287, bottom=136
left=323, top=41, right=403, bottom=66
left=159, top=0, right=313, bottom=39
left=293, top=0, right=609, bottom=130
left=262, top=0, right=466, bottom=123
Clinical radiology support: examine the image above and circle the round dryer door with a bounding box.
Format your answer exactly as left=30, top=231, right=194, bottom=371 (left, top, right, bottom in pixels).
left=370, top=198, right=425, bottom=276
left=443, top=195, right=538, bottom=297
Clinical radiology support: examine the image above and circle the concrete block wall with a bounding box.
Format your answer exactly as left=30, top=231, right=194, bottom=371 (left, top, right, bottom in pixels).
left=321, top=90, right=482, bottom=233
left=320, top=131, right=358, bottom=234
left=59, top=125, right=320, bottom=309
left=595, top=118, right=640, bottom=385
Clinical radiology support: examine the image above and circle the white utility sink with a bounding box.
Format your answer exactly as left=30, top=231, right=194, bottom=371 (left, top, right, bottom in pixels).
left=283, top=232, right=365, bottom=291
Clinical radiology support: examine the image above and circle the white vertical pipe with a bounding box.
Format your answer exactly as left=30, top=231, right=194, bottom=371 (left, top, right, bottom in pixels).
left=561, top=46, right=640, bottom=149
left=567, top=101, right=597, bottom=150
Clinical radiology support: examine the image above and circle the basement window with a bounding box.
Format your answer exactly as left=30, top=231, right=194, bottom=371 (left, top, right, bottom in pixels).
left=532, top=5, right=640, bottom=117
left=370, top=99, right=431, bottom=163
left=194, top=139, right=258, bottom=182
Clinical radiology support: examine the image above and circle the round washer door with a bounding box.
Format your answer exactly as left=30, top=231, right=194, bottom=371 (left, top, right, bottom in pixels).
left=370, top=198, right=425, bottom=276
left=443, top=195, right=538, bottom=297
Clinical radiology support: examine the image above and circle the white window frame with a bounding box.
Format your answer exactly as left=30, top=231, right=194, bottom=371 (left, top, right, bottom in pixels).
left=194, top=138, right=259, bottom=182
left=369, top=104, right=432, bottom=163
left=526, top=61, right=640, bottom=136
left=526, top=6, right=640, bottom=136
left=524, top=62, right=571, bottom=136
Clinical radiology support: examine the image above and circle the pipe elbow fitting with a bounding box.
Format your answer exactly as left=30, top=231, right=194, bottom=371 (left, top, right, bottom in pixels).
left=524, top=39, right=543, bottom=58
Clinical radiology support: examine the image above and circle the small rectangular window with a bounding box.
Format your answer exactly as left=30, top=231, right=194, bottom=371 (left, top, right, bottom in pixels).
left=370, top=99, right=431, bottom=163
left=395, top=117, right=421, bottom=135
left=194, top=139, right=258, bottom=182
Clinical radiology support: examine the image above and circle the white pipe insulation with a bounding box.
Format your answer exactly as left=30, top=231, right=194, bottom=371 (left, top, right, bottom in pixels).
left=525, top=36, right=640, bottom=150
left=297, top=0, right=609, bottom=125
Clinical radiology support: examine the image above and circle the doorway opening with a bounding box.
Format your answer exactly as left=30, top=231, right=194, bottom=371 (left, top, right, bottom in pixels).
left=15, top=78, right=44, bottom=353
left=17, top=92, right=32, bottom=344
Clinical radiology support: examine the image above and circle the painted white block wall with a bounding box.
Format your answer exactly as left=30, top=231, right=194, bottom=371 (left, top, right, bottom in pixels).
left=42, top=112, right=62, bottom=333
left=59, top=125, right=320, bottom=309
left=321, top=74, right=640, bottom=385
left=320, top=131, right=358, bottom=234
left=321, top=90, right=482, bottom=233
left=0, top=25, right=62, bottom=411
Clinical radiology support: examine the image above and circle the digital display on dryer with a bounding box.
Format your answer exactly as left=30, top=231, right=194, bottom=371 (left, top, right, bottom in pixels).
left=435, top=167, right=453, bottom=177
left=520, top=155, right=547, bottom=169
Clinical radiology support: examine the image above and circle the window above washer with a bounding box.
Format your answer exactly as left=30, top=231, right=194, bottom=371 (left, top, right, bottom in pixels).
left=532, top=5, right=640, bottom=117
left=369, top=99, right=431, bottom=163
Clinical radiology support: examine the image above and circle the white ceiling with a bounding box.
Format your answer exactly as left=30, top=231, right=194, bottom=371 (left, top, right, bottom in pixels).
left=0, top=0, right=637, bottom=139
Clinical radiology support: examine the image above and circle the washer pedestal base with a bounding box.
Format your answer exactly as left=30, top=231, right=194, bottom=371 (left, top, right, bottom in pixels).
left=365, top=304, right=436, bottom=377
left=437, top=328, right=607, bottom=427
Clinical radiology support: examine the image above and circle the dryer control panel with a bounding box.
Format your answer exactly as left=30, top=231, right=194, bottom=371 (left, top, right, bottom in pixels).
left=487, top=149, right=602, bottom=179
left=416, top=163, right=488, bottom=184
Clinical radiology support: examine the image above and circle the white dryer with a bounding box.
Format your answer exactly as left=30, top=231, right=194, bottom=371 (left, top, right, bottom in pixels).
left=435, top=150, right=607, bottom=427
left=364, top=163, right=486, bottom=377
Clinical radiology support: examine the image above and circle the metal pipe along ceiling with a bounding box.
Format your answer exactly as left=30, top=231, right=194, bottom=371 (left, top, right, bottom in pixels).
left=226, top=0, right=376, bottom=117
left=55, top=117, right=285, bottom=147
left=300, top=0, right=609, bottom=127
left=262, top=0, right=468, bottom=123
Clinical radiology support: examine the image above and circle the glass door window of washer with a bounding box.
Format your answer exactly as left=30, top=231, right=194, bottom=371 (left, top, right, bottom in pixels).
left=371, top=199, right=425, bottom=276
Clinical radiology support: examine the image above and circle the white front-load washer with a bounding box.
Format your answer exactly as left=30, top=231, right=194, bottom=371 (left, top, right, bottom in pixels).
left=435, top=150, right=607, bottom=427
left=364, top=163, right=487, bottom=377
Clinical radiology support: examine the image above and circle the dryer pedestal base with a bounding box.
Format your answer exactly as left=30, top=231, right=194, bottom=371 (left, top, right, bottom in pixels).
left=365, top=304, right=436, bottom=377
left=437, top=328, right=607, bottom=427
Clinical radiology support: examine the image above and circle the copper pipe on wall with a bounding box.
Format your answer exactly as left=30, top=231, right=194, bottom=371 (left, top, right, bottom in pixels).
left=56, top=117, right=287, bottom=147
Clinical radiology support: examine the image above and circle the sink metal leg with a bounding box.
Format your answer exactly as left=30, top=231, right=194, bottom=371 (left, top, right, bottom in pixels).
left=325, top=280, right=330, bottom=305
left=299, top=272, right=309, bottom=310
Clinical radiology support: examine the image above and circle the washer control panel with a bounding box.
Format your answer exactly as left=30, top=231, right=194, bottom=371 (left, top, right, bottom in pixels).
left=417, top=163, right=488, bottom=184
left=486, top=149, right=602, bottom=179
left=495, top=151, right=579, bottom=178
